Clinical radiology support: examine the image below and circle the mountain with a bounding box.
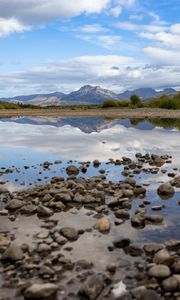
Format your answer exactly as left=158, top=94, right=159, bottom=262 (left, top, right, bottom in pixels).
left=118, top=87, right=177, bottom=100
left=62, top=85, right=120, bottom=104
left=0, top=85, right=178, bottom=105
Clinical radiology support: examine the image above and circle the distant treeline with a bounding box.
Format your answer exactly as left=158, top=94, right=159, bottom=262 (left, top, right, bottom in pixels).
left=102, top=93, right=180, bottom=109
left=0, top=92, right=180, bottom=110
left=0, top=102, right=42, bottom=109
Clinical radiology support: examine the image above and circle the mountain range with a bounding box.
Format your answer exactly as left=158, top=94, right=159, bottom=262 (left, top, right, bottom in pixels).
left=0, top=85, right=177, bottom=106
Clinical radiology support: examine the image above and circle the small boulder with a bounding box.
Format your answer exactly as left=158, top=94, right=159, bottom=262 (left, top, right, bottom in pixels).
left=24, top=283, right=58, bottom=299
left=2, top=241, right=24, bottom=261
left=95, top=217, right=110, bottom=233
left=157, top=184, right=175, bottom=199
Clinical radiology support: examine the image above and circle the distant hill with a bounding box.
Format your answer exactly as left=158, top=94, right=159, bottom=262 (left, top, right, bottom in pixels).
left=0, top=85, right=177, bottom=106
left=118, top=88, right=177, bottom=100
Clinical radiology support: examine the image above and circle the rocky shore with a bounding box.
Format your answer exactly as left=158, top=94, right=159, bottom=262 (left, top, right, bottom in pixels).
left=0, top=153, right=180, bottom=300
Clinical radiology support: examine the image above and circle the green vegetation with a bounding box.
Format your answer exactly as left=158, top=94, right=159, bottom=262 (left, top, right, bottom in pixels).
left=130, top=94, right=142, bottom=107
left=0, top=101, right=42, bottom=109
left=148, top=93, right=180, bottom=110
left=102, top=99, right=130, bottom=108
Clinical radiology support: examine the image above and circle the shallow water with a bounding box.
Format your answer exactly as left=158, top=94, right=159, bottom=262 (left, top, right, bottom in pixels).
left=0, top=116, right=180, bottom=241
left=0, top=116, right=180, bottom=188
left=0, top=116, right=180, bottom=299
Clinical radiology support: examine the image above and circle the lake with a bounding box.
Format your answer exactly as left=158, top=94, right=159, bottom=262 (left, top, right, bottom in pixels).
left=0, top=116, right=180, bottom=300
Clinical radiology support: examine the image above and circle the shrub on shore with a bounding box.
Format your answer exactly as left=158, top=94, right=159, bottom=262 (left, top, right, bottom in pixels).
left=148, top=93, right=180, bottom=110
left=102, top=100, right=130, bottom=108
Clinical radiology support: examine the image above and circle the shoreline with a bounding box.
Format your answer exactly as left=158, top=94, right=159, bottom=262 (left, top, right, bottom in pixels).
left=0, top=107, right=180, bottom=118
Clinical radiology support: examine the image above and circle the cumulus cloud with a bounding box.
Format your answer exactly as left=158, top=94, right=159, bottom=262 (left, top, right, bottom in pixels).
left=0, top=0, right=135, bottom=27
left=0, top=55, right=180, bottom=96
left=0, top=17, right=29, bottom=37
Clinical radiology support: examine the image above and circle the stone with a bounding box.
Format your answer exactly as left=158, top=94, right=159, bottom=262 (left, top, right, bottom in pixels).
left=131, top=286, right=147, bottom=299
left=115, top=209, right=130, bottom=219
left=165, top=240, right=180, bottom=250
left=162, top=276, right=178, bottom=291
left=153, top=249, right=172, bottom=265
left=37, top=205, right=53, bottom=217
left=35, top=230, right=49, bottom=239
left=125, top=245, right=143, bottom=257
left=60, top=227, right=78, bottom=241
left=113, top=238, right=131, bottom=248
left=143, top=243, right=163, bottom=255
left=66, top=165, right=79, bottom=176
left=2, top=241, right=23, bottom=261
left=145, top=214, right=163, bottom=224
left=24, top=283, right=58, bottom=299
left=5, top=199, right=23, bottom=210
left=54, top=192, right=71, bottom=203
left=95, top=217, right=110, bottom=233
left=148, top=264, right=171, bottom=278
left=139, top=290, right=161, bottom=300
left=37, top=243, right=51, bottom=253
left=79, top=275, right=104, bottom=300
left=157, top=184, right=175, bottom=198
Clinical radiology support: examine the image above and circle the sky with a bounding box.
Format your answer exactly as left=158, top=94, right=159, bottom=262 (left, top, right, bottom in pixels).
left=0, top=0, right=180, bottom=97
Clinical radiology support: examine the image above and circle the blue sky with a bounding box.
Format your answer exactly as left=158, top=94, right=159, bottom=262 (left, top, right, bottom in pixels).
left=0, top=0, right=180, bottom=97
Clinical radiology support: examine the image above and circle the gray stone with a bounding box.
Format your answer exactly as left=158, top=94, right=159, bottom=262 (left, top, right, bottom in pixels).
left=60, top=227, right=78, bottom=241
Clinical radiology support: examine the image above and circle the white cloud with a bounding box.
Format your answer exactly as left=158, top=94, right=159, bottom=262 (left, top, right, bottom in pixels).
left=0, top=17, right=29, bottom=37
left=77, top=34, right=122, bottom=49
left=109, top=6, right=122, bottom=17
left=0, top=0, right=135, bottom=27
left=0, top=54, right=180, bottom=97
left=80, top=24, right=108, bottom=33
left=144, top=47, right=180, bottom=65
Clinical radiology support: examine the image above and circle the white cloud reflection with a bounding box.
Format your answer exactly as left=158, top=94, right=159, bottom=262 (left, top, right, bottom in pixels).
left=0, top=121, right=179, bottom=166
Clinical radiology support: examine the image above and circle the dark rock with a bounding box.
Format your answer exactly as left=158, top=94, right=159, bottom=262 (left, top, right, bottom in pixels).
left=66, top=165, right=79, bottom=176
left=157, top=184, right=175, bottom=199
left=113, top=238, right=131, bottom=248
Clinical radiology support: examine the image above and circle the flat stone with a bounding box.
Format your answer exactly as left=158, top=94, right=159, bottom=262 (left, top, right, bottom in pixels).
left=35, top=230, right=49, bottom=239
left=5, top=199, right=23, bottom=210
left=24, top=283, right=58, bottom=299
left=143, top=243, right=163, bottom=255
